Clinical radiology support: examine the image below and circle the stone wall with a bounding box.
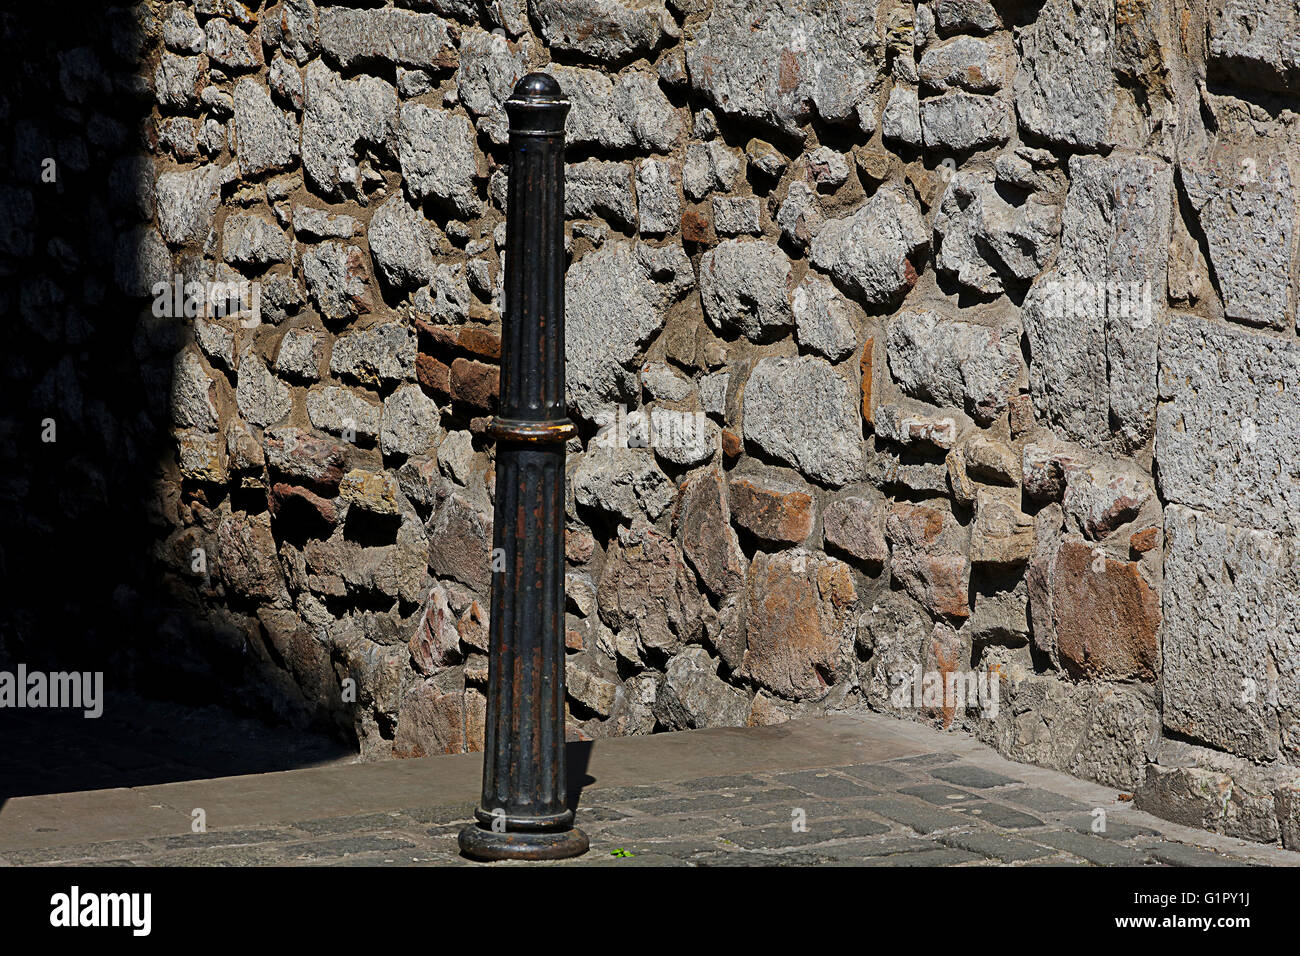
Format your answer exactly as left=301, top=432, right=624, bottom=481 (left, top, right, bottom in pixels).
left=8, top=0, right=1300, bottom=846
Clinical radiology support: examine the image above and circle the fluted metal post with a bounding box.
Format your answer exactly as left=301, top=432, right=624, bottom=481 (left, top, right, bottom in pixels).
left=458, top=74, right=587, bottom=862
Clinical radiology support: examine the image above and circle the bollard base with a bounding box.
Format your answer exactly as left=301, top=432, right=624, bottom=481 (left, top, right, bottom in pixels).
left=458, top=822, right=589, bottom=861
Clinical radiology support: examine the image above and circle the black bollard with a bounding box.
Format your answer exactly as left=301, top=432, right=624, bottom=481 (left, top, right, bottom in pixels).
left=458, top=74, right=588, bottom=862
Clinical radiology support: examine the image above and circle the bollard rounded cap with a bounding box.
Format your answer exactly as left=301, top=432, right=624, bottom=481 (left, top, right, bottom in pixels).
left=505, top=72, right=570, bottom=134
left=510, top=72, right=564, bottom=102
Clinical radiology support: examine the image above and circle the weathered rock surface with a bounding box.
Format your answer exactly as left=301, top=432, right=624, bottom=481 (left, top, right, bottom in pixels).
left=233, top=79, right=298, bottom=176
left=598, top=519, right=705, bottom=658
left=699, top=239, right=794, bottom=343
left=743, top=356, right=863, bottom=487
left=810, top=185, right=927, bottom=306
left=1028, top=536, right=1160, bottom=682
left=821, top=494, right=888, bottom=568
left=456, top=29, right=532, bottom=146
left=685, top=0, right=886, bottom=137
left=303, top=242, right=371, bottom=321
left=1162, top=505, right=1296, bottom=761
left=573, top=445, right=676, bottom=523
left=367, top=194, right=438, bottom=291
left=1181, top=155, right=1295, bottom=331
left=532, top=0, right=669, bottom=64
left=566, top=241, right=694, bottom=423
left=399, top=104, right=479, bottom=217
left=970, top=488, right=1035, bottom=567
left=305, top=386, right=380, bottom=444
left=886, top=501, right=970, bottom=621
left=1013, top=0, right=1116, bottom=149
left=155, top=165, right=222, bottom=246
left=223, top=212, right=290, bottom=267
left=979, top=675, right=1159, bottom=790
left=565, top=160, right=636, bottom=228
left=428, top=491, right=493, bottom=592
left=729, top=472, right=815, bottom=545
left=920, top=92, right=1012, bottom=151
left=933, top=169, right=1059, bottom=296
left=674, top=466, right=746, bottom=597
left=743, top=549, right=857, bottom=700
left=551, top=65, right=682, bottom=152
left=792, top=274, right=857, bottom=361
left=330, top=321, right=416, bottom=387
left=317, top=7, right=456, bottom=70
left=920, top=34, right=1014, bottom=92
left=301, top=62, right=398, bottom=200
left=1156, top=314, right=1300, bottom=536
left=635, top=159, right=681, bottom=236
left=654, top=646, right=751, bottom=729
left=1023, top=153, right=1171, bottom=452
left=887, top=309, right=1021, bottom=425
left=1208, top=0, right=1300, bottom=93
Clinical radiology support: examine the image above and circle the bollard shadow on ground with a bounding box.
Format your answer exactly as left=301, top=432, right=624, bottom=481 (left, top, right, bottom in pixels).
left=565, top=740, right=596, bottom=814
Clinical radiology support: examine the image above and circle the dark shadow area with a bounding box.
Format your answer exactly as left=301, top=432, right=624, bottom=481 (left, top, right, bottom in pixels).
left=0, top=691, right=355, bottom=801
left=0, top=4, right=354, bottom=809
left=564, top=739, right=596, bottom=813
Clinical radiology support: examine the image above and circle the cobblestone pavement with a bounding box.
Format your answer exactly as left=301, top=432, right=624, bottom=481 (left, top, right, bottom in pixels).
left=4, top=713, right=1298, bottom=867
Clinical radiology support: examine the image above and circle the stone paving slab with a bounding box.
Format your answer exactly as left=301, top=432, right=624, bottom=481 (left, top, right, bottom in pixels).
left=3, top=712, right=1299, bottom=867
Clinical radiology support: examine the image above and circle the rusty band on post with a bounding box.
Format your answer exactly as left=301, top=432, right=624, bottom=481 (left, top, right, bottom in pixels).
left=484, top=418, right=576, bottom=444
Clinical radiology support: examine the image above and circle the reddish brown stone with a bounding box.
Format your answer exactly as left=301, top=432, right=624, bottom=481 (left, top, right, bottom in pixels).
left=674, top=465, right=746, bottom=596
left=1008, top=393, right=1035, bottom=437
left=415, top=319, right=458, bottom=355
left=885, top=501, right=970, bottom=620
left=415, top=320, right=502, bottom=361
left=464, top=689, right=486, bottom=752
left=565, top=526, right=596, bottom=564
left=416, top=353, right=451, bottom=398
left=859, top=336, right=875, bottom=425
left=428, top=491, right=493, bottom=592
left=682, top=207, right=715, bottom=244
left=269, top=482, right=339, bottom=525
left=742, top=550, right=857, bottom=700
left=341, top=245, right=373, bottom=316
left=1029, top=538, right=1160, bottom=681
left=729, top=473, right=815, bottom=544
left=566, top=627, right=585, bottom=652
left=1130, top=526, right=1159, bottom=554
left=450, top=357, right=499, bottom=411
left=458, top=327, right=502, bottom=360
left=215, top=511, right=290, bottom=606
left=721, top=427, right=743, bottom=460
left=393, top=678, right=466, bottom=757
left=821, top=495, right=888, bottom=568
left=411, top=584, right=463, bottom=675
left=262, top=426, right=347, bottom=495
left=456, top=599, right=488, bottom=652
